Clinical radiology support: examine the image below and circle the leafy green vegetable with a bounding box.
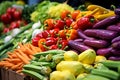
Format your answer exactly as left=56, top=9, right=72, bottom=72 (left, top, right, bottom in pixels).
left=30, top=1, right=59, bottom=23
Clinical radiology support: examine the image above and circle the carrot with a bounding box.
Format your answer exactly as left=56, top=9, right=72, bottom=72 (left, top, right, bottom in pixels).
left=3, top=62, right=14, bottom=68
left=29, top=44, right=37, bottom=53
left=16, top=49, right=31, bottom=61
left=0, top=61, right=6, bottom=66
left=11, top=62, right=23, bottom=70
left=10, top=53, right=17, bottom=58
left=10, top=58, right=21, bottom=64
left=28, top=55, right=34, bottom=59
left=16, top=69, right=22, bottom=73
left=3, top=58, right=11, bottom=62
left=24, top=45, right=34, bottom=55
left=15, top=52, right=30, bottom=64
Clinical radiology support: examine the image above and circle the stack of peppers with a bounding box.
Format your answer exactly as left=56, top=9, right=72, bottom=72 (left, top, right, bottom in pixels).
left=32, top=10, right=97, bottom=51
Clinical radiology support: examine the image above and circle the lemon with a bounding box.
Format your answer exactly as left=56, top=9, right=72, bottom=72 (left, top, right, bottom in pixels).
left=64, top=51, right=78, bottom=61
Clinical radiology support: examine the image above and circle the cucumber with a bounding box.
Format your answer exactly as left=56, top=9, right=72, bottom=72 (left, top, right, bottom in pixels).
left=100, top=60, right=120, bottom=68
left=84, top=74, right=110, bottom=80
left=91, top=69, right=119, bottom=80
left=22, top=69, right=47, bottom=80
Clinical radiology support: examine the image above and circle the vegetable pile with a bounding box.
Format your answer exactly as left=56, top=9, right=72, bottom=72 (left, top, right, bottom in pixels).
left=0, top=1, right=120, bottom=80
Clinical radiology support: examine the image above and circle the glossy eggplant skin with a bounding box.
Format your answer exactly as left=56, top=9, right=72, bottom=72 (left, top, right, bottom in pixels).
left=93, top=15, right=120, bottom=29
left=111, top=48, right=120, bottom=56
left=68, top=40, right=92, bottom=52
left=77, top=29, right=94, bottom=40
left=108, top=56, right=120, bottom=61
left=112, top=41, right=120, bottom=49
left=111, top=36, right=120, bottom=43
left=96, top=47, right=112, bottom=56
left=84, top=39, right=109, bottom=49
left=107, top=25, right=120, bottom=33
left=84, top=29, right=118, bottom=40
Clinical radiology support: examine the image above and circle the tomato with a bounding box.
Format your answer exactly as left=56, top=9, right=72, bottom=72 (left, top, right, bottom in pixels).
left=60, top=10, right=70, bottom=20
left=13, top=11, right=21, bottom=20
left=54, top=20, right=65, bottom=29
left=71, top=10, right=80, bottom=20
left=1, top=13, right=12, bottom=24
left=3, top=28, right=10, bottom=33
left=9, top=22, right=19, bottom=30
left=65, top=18, right=73, bottom=27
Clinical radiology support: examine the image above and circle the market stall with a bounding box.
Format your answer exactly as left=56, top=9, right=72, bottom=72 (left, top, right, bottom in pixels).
left=0, top=0, right=120, bottom=80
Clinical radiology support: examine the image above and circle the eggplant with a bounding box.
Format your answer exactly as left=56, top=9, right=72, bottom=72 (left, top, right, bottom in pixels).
left=112, top=41, right=120, bottom=49
left=84, top=39, right=109, bottom=49
left=111, top=36, right=120, bottom=43
left=77, top=29, right=94, bottom=40
left=96, top=47, right=112, bottom=56
left=108, top=56, right=120, bottom=61
left=115, top=8, right=120, bottom=16
left=93, top=15, right=120, bottom=29
left=107, top=25, right=120, bottom=33
left=84, top=29, right=118, bottom=40
left=111, top=48, right=120, bottom=56
left=74, top=39, right=84, bottom=43
left=68, top=40, right=92, bottom=52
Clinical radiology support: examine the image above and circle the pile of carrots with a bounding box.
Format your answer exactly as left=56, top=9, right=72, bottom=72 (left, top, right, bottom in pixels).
left=0, top=43, right=41, bottom=74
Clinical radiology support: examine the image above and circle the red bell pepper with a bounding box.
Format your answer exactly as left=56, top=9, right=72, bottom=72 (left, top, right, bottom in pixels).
left=77, top=15, right=97, bottom=30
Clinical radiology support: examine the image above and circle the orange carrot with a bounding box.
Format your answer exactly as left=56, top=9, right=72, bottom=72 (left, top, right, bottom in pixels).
left=29, top=44, right=37, bottom=53
left=28, top=55, right=34, bottom=59
left=10, top=58, right=22, bottom=64
left=16, top=69, right=22, bottom=73
left=24, top=45, right=34, bottom=55
left=16, top=49, right=31, bottom=61
left=11, top=62, right=23, bottom=70
left=15, top=52, right=30, bottom=64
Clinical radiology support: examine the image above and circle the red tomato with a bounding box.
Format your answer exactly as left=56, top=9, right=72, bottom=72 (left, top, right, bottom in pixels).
left=1, top=13, right=12, bottom=24
left=9, top=22, right=19, bottom=30
left=13, top=11, right=21, bottom=20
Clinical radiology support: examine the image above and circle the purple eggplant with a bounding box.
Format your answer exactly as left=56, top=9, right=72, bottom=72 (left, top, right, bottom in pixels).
left=96, top=47, right=112, bottom=56
left=84, top=29, right=118, bottom=40
left=68, top=40, right=92, bottom=52
left=112, top=41, right=120, bottom=49
left=107, top=25, right=120, bottom=32
left=111, top=48, right=120, bottom=56
left=84, top=39, right=109, bottom=49
left=108, top=56, right=120, bottom=61
left=112, top=36, right=120, bottom=43
left=93, top=15, right=120, bottom=29
left=77, top=29, right=94, bottom=40
left=115, top=8, right=120, bottom=15
left=74, top=39, right=84, bottom=43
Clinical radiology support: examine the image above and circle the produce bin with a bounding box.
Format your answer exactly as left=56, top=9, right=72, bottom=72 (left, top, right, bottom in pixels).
left=0, top=68, right=35, bottom=80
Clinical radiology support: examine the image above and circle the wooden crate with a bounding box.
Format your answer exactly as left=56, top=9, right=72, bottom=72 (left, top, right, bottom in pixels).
left=0, top=68, right=35, bottom=80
